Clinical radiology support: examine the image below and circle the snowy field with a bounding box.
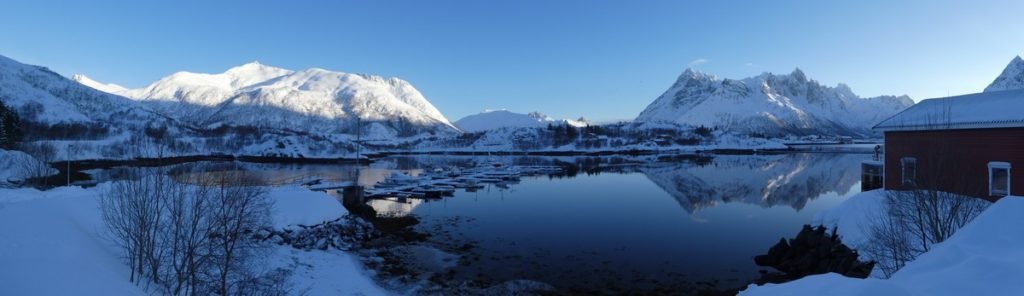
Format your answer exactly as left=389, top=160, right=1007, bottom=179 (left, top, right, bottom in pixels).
left=0, top=184, right=388, bottom=296
left=740, top=191, right=1024, bottom=295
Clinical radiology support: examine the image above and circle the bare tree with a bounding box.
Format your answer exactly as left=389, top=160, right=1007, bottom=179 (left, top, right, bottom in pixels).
left=204, top=170, right=272, bottom=295
left=100, top=167, right=282, bottom=296
left=100, top=172, right=167, bottom=286
left=161, top=173, right=213, bottom=295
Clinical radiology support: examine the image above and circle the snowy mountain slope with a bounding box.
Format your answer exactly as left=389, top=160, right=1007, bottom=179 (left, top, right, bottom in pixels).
left=0, top=54, right=159, bottom=125
left=635, top=68, right=913, bottom=137
left=0, top=54, right=371, bottom=160
left=70, top=74, right=128, bottom=94
left=984, top=55, right=1024, bottom=92
left=77, top=62, right=458, bottom=138
left=0, top=54, right=187, bottom=138
left=454, top=110, right=588, bottom=132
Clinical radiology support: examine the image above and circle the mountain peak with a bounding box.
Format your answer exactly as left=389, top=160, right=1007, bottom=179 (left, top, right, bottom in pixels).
left=71, top=74, right=128, bottom=94
left=679, top=67, right=704, bottom=77
left=224, top=61, right=282, bottom=75
left=220, top=61, right=292, bottom=89
left=984, top=55, right=1024, bottom=92
left=676, top=67, right=716, bottom=83
left=527, top=111, right=551, bottom=121
left=790, top=68, right=807, bottom=83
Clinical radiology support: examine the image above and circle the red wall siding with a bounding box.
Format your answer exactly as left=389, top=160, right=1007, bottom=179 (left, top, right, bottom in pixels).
left=884, top=128, right=1024, bottom=201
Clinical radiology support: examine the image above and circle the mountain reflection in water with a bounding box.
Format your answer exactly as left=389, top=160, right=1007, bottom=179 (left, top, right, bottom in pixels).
left=366, top=153, right=862, bottom=217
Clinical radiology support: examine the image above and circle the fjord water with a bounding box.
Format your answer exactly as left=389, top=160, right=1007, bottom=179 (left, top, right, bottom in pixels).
left=371, top=153, right=866, bottom=292
left=85, top=153, right=866, bottom=292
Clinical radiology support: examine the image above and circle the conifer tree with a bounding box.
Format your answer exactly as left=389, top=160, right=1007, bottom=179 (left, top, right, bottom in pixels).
left=0, top=100, right=23, bottom=149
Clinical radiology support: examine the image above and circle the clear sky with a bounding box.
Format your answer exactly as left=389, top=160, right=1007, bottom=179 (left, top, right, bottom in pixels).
left=1, top=0, right=1022, bottom=122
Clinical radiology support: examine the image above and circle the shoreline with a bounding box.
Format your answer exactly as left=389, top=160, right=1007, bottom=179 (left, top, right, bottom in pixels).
left=28, top=145, right=873, bottom=187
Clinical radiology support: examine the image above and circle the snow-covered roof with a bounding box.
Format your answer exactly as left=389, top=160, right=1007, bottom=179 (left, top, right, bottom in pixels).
left=873, top=89, right=1024, bottom=132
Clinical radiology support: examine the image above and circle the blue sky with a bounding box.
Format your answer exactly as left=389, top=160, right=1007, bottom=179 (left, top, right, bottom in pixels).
left=1, top=0, right=1022, bottom=122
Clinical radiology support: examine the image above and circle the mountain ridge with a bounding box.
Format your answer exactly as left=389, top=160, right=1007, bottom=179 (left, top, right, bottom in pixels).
left=635, top=67, right=914, bottom=137
left=454, top=109, right=589, bottom=132
left=74, top=62, right=457, bottom=138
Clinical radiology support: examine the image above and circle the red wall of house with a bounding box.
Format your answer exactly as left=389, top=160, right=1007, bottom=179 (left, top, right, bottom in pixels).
left=884, top=128, right=1024, bottom=201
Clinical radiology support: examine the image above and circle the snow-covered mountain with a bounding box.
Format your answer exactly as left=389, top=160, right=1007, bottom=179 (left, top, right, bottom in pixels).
left=74, top=62, right=457, bottom=139
left=635, top=68, right=914, bottom=137
left=454, top=109, right=588, bottom=132
left=0, top=54, right=374, bottom=160
left=984, top=56, right=1024, bottom=92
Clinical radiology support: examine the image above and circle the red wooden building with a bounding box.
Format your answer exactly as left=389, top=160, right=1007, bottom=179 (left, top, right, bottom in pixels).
left=874, top=89, right=1024, bottom=201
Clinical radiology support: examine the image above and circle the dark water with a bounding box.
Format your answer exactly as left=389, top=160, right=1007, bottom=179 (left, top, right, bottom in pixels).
left=367, top=153, right=866, bottom=292
left=85, top=153, right=867, bottom=293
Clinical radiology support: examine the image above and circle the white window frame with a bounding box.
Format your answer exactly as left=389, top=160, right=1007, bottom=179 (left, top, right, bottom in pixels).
left=901, top=157, right=917, bottom=186
left=988, top=161, right=1011, bottom=197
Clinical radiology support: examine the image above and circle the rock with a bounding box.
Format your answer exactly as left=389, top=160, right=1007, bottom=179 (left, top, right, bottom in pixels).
left=753, top=224, right=875, bottom=284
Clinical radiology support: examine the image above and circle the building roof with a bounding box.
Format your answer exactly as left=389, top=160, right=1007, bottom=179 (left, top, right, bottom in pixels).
left=873, top=89, right=1024, bottom=132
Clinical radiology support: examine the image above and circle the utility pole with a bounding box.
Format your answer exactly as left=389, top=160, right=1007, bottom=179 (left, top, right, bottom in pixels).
left=356, top=116, right=362, bottom=162
left=66, top=144, right=70, bottom=186
left=353, top=116, right=364, bottom=201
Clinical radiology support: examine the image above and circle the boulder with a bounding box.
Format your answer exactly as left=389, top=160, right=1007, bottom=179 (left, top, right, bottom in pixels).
left=754, top=224, right=875, bottom=284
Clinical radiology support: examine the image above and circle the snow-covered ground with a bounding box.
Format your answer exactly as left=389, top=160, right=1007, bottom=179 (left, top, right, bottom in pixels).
left=0, top=184, right=388, bottom=296
left=269, top=185, right=349, bottom=229
left=740, top=191, right=1024, bottom=296
left=811, top=189, right=887, bottom=252
left=0, top=187, right=145, bottom=295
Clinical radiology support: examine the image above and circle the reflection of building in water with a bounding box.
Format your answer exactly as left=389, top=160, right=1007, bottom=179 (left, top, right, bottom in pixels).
left=641, top=153, right=863, bottom=213
left=367, top=197, right=425, bottom=217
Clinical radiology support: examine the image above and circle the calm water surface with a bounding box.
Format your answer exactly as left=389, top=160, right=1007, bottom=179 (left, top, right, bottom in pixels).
left=367, top=153, right=865, bottom=292
left=88, top=153, right=867, bottom=293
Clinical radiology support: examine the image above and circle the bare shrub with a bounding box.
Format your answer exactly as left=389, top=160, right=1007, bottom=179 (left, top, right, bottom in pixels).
left=865, top=190, right=988, bottom=277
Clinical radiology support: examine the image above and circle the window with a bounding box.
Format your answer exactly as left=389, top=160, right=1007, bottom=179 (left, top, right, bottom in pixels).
left=989, top=162, right=1011, bottom=197
left=901, top=157, right=917, bottom=186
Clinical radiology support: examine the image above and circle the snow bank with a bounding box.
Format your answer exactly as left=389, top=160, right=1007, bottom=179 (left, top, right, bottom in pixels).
left=0, top=184, right=385, bottom=296
left=812, top=189, right=887, bottom=248
left=268, top=186, right=347, bottom=229
left=0, top=149, right=57, bottom=183
left=0, top=186, right=147, bottom=296
left=740, top=196, right=1024, bottom=296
